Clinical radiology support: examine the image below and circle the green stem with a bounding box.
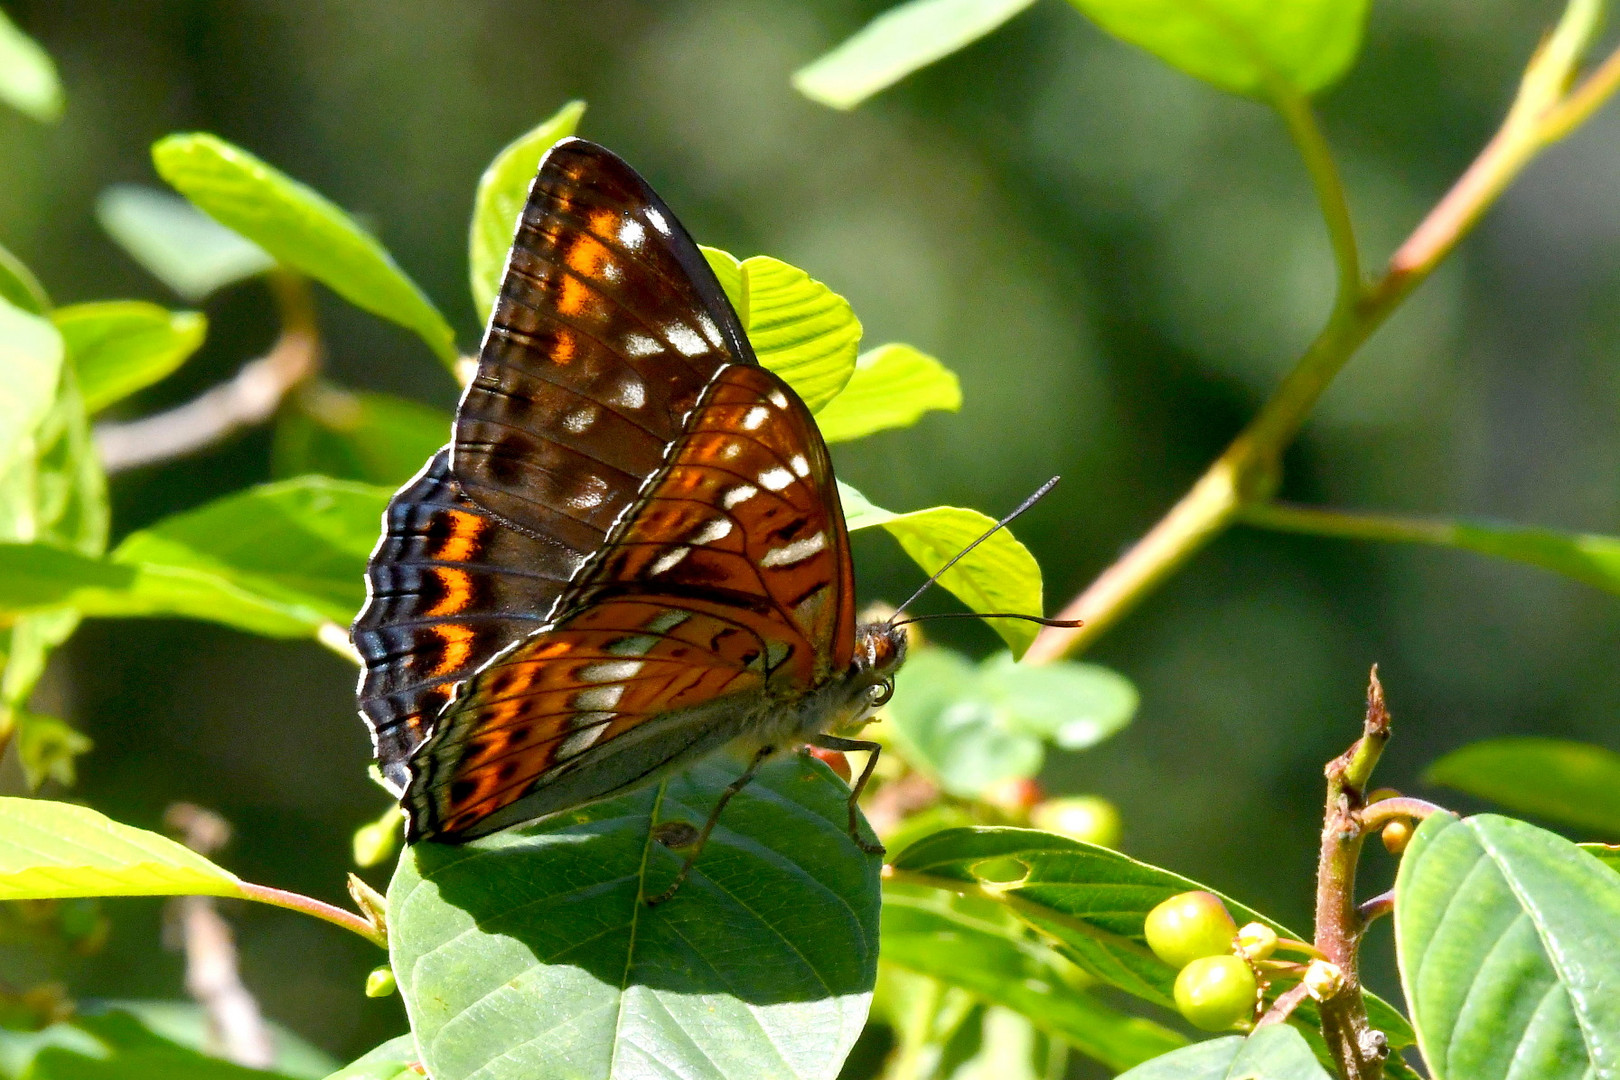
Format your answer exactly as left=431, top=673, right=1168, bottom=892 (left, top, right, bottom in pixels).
left=1026, top=15, right=1620, bottom=664
left=1272, top=88, right=1361, bottom=316
left=235, top=880, right=387, bottom=949
left=1238, top=502, right=1457, bottom=547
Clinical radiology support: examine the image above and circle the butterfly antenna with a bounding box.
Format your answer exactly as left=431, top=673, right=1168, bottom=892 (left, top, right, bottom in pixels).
left=889, top=476, right=1075, bottom=625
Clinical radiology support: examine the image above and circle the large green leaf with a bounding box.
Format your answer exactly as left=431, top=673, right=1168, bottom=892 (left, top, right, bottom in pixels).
left=840, top=483, right=1043, bottom=657
left=882, top=881, right=1185, bottom=1070
left=0, top=7, right=61, bottom=122
left=702, top=247, right=860, bottom=412
left=1395, top=813, right=1620, bottom=1080
left=1426, top=737, right=1620, bottom=837
left=468, top=101, right=587, bottom=318
left=890, top=827, right=1415, bottom=1046
left=885, top=647, right=1136, bottom=797
left=813, top=343, right=961, bottom=443
left=793, top=0, right=1039, bottom=110
left=26, top=1010, right=304, bottom=1080
left=0, top=297, right=63, bottom=479
left=272, top=384, right=450, bottom=487
left=54, top=301, right=207, bottom=414
left=96, top=185, right=275, bottom=302
left=1114, top=1026, right=1333, bottom=1079
left=390, top=756, right=880, bottom=1080
left=88, top=1002, right=339, bottom=1080
left=152, top=134, right=456, bottom=365
left=0, top=238, right=49, bottom=313
left=1064, top=0, right=1370, bottom=98
left=114, top=476, right=388, bottom=626
left=320, top=1036, right=417, bottom=1080
left=0, top=796, right=241, bottom=900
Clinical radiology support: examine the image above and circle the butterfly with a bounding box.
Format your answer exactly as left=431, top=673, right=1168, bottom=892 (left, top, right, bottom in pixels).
left=352, top=137, right=911, bottom=901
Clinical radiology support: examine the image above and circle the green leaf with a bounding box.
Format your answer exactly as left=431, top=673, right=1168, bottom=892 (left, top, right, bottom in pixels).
left=321, top=1036, right=418, bottom=1080
left=390, top=756, right=880, bottom=1080
left=793, top=0, right=1039, bottom=110
left=1114, top=1026, right=1333, bottom=1079
left=94, top=1002, right=339, bottom=1080
left=1582, top=843, right=1620, bottom=873
left=1426, top=737, right=1620, bottom=838
left=1395, top=813, right=1620, bottom=1080
left=882, top=881, right=1186, bottom=1070
left=0, top=238, right=50, bottom=313
left=152, top=134, right=456, bottom=365
left=272, top=384, right=450, bottom=487
left=113, top=475, right=389, bottom=627
left=1063, top=0, right=1370, bottom=98
left=27, top=1010, right=305, bottom=1080
left=53, top=301, right=207, bottom=414
left=812, top=343, right=960, bottom=443
left=14, top=711, right=92, bottom=788
left=701, top=247, right=861, bottom=411
left=0, top=297, right=64, bottom=479
left=890, top=827, right=1415, bottom=1046
left=885, top=647, right=1136, bottom=797
left=839, top=482, right=1043, bottom=657
left=468, top=101, right=587, bottom=318
left=1444, top=521, right=1620, bottom=596
left=0, top=796, right=242, bottom=900
left=0, top=8, right=61, bottom=121
left=96, top=185, right=275, bottom=301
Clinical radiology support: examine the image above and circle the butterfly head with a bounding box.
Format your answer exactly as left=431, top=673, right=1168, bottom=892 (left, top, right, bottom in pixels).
left=850, top=619, right=909, bottom=714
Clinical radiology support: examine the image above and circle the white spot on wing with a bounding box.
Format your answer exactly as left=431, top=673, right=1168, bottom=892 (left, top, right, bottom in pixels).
left=558, top=722, right=608, bottom=761
left=789, top=454, right=810, bottom=477
left=608, top=635, right=659, bottom=656
left=624, top=333, right=661, bottom=357
left=768, top=389, right=788, bottom=409
left=759, top=467, right=793, bottom=491
left=723, top=484, right=758, bottom=509
left=574, top=684, right=625, bottom=711
left=690, top=518, right=733, bottom=545
left=665, top=323, right=708, bottom=357
left=601, top=261, right=622, bottom=283
left=615, top=376, right=647, bottom=409
left=645, top=610, right=689, bottom=634
left=761, top=532, right=827, bottom=567
left=742, top=406, right=769, bottom=430
left=619, top=218, right=646, bottom=249
left=645, top=207, right=670, bottom=235
left=581, top=660, right=644, bottom=682
left=569, top=474, right=608, bottom=510
left=650, top=546, right=690, bottom=575
left=562, top=405, right=599, bottom=434
left=697, top=313, right=723, bottom=347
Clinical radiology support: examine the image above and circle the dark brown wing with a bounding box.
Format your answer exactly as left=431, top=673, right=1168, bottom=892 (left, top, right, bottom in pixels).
left=451, top=137, right=754, bottom=543
left=404, top=364, right=856, bottom=840
left=353, top=139, right=757, bottom=787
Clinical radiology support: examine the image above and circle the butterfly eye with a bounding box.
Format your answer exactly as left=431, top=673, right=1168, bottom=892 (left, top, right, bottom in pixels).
left=869, top=679, right=895, bottom=708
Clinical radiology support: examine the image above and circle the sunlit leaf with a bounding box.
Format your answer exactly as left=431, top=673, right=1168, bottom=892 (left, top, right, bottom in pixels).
left=152, top=134, right=457, bottom=364
left=890, top=827, right=1415, bottom=1046
left=1114, top=1026, right=1332, bottom=1079
left=92, top=1002, right=339, bottom=1080
left=27, top=1009, right=307, bottom=1080
left=1426, top=737, right=1620, bottom=837
left=272, top=384, right=450, bottom=488
left=1395, top=813, right=1620, bottom=1080
left=702, top=247, right=860, bottom=411
left=53, top=301, right=207, bottom=414
left=1064, top=0, right=1370, bottom=97
left=96, top=185, right=275, bottom=301
left=0, top=7, right=61, bottom=122
left=813, top=343, right=960, bottom=442
left=882, top=881, right=1185, bottom=1070
left=321, top=1035, right=419, bottom=1080
left=14, top=711, right=92, bottom=788
left=0, top=797, right=242, bottom=900
left=0, top=237, right=50, bottom=313
left=391, top=756, right=879, bottom=1080
left=793, top=0, right=1039, bottom=110
left=468, top=101, right=587, bottom=318
left=839, top=482, right=1042, bottom=656
left=0, top=297, right=63, bottom=478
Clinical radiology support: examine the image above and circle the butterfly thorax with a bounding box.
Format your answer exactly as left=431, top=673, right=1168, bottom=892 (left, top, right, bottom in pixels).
left=739, top=619, right=908, bottom=756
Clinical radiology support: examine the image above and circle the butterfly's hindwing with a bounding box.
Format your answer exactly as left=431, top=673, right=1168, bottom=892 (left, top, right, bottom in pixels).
left=404, top=364, right=854, bottom=839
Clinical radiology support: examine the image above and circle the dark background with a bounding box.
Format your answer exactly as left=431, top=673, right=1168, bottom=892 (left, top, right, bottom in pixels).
left=3, top=0, right=1618, bottom=1066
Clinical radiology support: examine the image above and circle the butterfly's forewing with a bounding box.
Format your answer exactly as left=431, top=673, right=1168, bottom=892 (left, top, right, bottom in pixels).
left=354, top=139, right=757, bottom=786
left=452, top=137, right=754, bottom=544
left=405, top=364, right=856, bottom=840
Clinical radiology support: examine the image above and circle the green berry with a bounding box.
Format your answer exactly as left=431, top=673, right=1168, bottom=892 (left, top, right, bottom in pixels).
left=1144, top=891, right=1238, bottom=968
left=1173, top=955, right=1257, bottom=1031
left=1030, top=796, right=1122, bottom=847
left=365, top=965, right=398, bottom=998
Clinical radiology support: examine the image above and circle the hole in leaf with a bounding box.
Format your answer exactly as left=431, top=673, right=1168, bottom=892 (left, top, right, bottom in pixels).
left=970, top=856, right=1030, bottom=888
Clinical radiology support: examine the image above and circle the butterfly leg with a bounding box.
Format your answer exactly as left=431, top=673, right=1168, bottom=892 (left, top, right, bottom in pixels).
left=810, top=734, right=886, bottom=856
left=645, top=745, right=775, bottom=907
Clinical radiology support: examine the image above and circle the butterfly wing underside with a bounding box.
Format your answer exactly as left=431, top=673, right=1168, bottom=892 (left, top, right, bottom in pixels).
left=404, top=363, right=856, bottom=840
left=353, top=138, right=753, bottom=789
